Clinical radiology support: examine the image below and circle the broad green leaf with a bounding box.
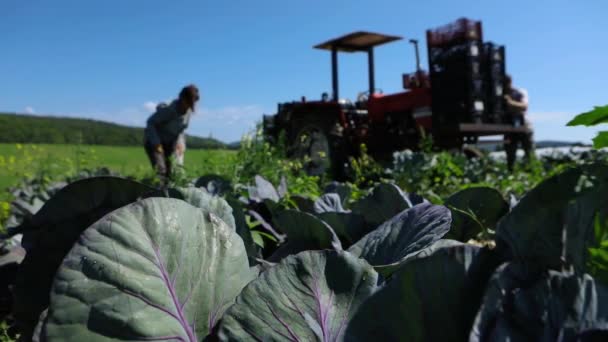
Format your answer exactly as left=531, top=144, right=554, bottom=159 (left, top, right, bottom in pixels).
left=348, top=203, right=451, bottom=277
left=470, top=262, right=608, bottom=341
left=352, top=183, right=412, bottom=229
left=218, top=250, right=378, bottom=341
left=346, top=244, right=501, bottom=341
left=251, top=231, right=265, bottom=248
left=39, top=197, right=253, bottom=341
left=593, top=131, right=608, bottom=149
left=269, top=210, right=342, bottom=262
left=444, top=187, right=509, bottom=242
left=567, top=105, right=608, bottom=126
left=14, top=176, right=153, bottom=340
left=495, top=163, right=608, bottom=270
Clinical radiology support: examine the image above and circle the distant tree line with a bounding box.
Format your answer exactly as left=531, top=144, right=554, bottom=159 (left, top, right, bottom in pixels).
left=0, top=113, right=233, bottom=149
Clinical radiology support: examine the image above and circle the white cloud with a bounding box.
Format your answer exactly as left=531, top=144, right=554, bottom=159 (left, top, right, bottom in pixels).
left=189, top=105, right=267, bottom=142
left=24, top=106, right=36, bottom=114
left=143, top=101, right=158, bottom=113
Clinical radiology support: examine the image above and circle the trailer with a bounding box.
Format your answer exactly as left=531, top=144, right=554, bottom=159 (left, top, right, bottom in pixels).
left=263, top=18, right=531, bottom=179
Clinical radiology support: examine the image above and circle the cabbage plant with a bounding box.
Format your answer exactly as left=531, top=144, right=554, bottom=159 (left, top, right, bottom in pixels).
left=0, top=163, right=607, bottom=341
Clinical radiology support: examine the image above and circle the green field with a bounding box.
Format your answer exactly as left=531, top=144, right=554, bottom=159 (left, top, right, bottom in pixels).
left=0, top=143, right=236, bottom=192
left=0, top=113, right=231, bottom=149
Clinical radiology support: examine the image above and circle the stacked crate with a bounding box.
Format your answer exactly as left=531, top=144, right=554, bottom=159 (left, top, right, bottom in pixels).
left=426, top=18, right=485, bottom=125
left=482, top=42, right=506, bottom=123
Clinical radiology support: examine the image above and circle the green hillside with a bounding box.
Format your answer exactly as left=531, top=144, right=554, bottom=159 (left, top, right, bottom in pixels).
left=0, top=113, right=229, bottom=149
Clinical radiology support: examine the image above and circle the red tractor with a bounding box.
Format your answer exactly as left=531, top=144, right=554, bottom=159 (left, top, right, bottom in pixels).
left=262, top=18, right=531, bottom=179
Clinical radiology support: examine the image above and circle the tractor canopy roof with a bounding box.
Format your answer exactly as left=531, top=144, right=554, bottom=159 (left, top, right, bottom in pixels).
left=314, top=31, right=402, bottom=52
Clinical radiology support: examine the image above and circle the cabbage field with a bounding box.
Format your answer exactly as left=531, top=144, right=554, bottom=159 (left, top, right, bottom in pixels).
left=1, top=132, right=608, bottom=341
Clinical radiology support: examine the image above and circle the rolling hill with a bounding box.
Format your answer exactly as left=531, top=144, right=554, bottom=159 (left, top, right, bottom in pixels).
left=0, top=113, right=231, bottom=149
left=0, top=112, right=583, bottom=152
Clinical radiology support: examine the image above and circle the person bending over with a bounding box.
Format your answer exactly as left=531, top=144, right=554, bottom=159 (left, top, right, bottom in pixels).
left=144, top=84, right=199, bottom=183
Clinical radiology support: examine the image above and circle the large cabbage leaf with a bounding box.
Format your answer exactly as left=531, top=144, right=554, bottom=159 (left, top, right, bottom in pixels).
left=146, top=187, right=236, bottom=231
left=444, top=187, right=509, bottom=242
left=14, top=176, right=153, bottom=340
left=399, top=238, right=465, bottom=264
left=352, top=183, right=413, bottom=229
left=323, top=181, right=351, bottom=207
left=268, top=210, right=341, bottom=262
left=290, top=195, right=316, bottom=214
left=345, top=244, right=501, bottom=341
left=348, top=203, right=451, bottom=276
left=496, top=163, right=608, bottom=270
left=470, top=262, right=608, bottom=341
left=314, top=193, right=347, bottom=214
left=565, top=183, right=608, bottom=275
left=248, top=175, right=281, bottom=203
left=38, top=197, right=253, bottom=341
left=226, top=197, right=260, bottom=264
left=317, top=212, right=368, bottom=247
left=0, top=246, right=25, bottom=320
left=4, top=179, right=67, bottom=234
left=193, top=174, right=233, bottom=196
left=148, top=187, right=260, bottom=264
left=218, top=250, right=378, bottom=341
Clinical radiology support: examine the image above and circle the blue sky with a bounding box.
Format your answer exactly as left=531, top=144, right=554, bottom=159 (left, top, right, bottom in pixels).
left=1, top=0, right=606, bottom=143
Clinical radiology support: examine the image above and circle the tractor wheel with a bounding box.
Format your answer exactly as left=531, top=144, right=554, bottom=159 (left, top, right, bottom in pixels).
left=462, top=145, right=484, bottom=159
left=291, top=122, right=333, bottom=177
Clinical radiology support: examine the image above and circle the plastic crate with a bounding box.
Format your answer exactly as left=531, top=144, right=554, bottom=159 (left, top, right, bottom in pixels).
left=431, top=74, right=487, bottom=124
left=480, top=42, right=506, bottom=121
left=426, top=18, right=483, bottom=48
left=483, top=42, right=505, bottom=62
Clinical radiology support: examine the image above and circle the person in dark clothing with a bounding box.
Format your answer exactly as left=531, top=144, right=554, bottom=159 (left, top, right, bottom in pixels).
left=503, top=75, right=534, bottom=171
left=144, top=84, right=200, bottom=183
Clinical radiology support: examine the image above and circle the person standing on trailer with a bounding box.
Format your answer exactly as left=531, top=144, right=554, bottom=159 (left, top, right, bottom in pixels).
left=503, top=75, right=534, bottom=171
left=144, top=84, right=199, bottom=183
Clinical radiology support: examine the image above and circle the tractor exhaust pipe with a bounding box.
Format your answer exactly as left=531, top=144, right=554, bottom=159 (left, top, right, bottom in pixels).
left=409, top=39, right=425, bottom=88
left=409, top=39, right=422, bottom=74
